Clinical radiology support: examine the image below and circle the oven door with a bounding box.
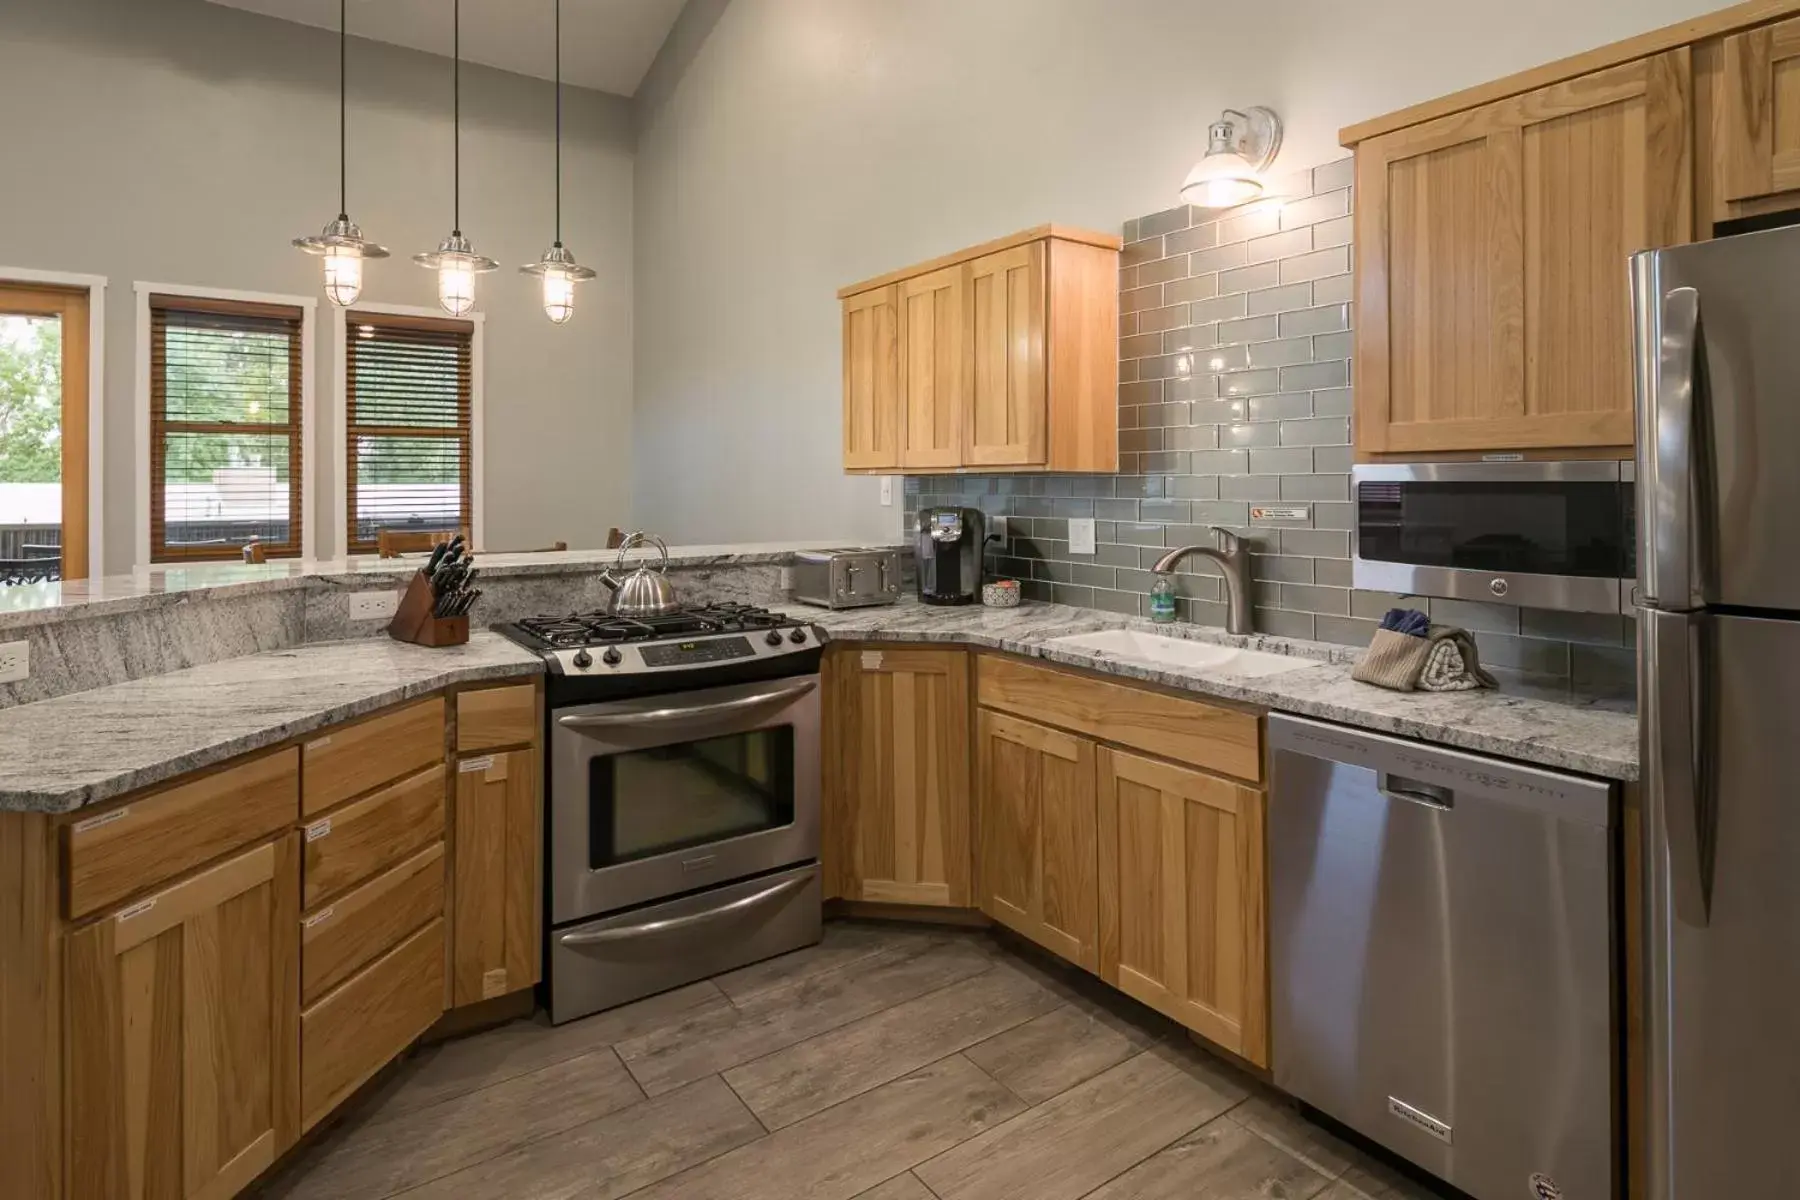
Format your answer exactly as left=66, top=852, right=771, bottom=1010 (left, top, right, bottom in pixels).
left=1352, top=461, right=1633, bottom=614
left=549, top=674, right=820, bottom=926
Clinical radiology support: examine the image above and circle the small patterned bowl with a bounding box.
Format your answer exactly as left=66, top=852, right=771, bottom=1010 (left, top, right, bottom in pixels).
left=983, top=580, right=1021, bottom=608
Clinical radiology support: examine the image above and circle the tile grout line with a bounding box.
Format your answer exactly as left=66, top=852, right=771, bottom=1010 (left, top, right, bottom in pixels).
left=716, top=1069, right=774, bottom=1136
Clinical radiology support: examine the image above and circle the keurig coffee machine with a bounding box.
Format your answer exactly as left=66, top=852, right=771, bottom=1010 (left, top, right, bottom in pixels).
left=916, top=506, right=984, bottom=605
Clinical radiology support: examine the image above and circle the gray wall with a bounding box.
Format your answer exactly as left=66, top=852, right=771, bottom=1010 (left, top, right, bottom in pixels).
left=631, top=0, right=1719, bottom=546
left=0, top=0, right=635, bottom=568
left=906, top=162, right=1636, bottom=691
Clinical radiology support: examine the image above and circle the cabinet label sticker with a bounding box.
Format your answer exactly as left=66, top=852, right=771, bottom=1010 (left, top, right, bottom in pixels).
left=73, top=807, right=129, bottom=834
left=305, top=818, right=332, bottom=842
left=303, top=906, right=336, bottom=929
left=861, top=651, right=884, bottom=670
left=115, top=898, right=156, bottom=923
left=305, top=734, right=333, bottom=750
left=459, top=755, right=495, bottom=774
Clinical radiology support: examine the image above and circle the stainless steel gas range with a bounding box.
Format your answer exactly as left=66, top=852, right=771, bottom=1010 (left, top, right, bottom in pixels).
left=495, top=603, right=824, bottom=1024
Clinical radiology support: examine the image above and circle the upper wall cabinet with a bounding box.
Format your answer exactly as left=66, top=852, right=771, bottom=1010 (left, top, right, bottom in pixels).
left=1714, top=17, right=1800, bottom=216
left=838, top=226, right=1120, bottom=475
left=1352, top=51, right=1692, bottom=457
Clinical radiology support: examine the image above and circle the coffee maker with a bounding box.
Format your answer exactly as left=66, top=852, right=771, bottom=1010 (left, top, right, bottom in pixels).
left=915, top=506, right=985, bottom=605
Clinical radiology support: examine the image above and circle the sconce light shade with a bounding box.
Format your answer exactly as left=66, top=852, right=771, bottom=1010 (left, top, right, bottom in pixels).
left=1181, top=106, right=1283, bottom=208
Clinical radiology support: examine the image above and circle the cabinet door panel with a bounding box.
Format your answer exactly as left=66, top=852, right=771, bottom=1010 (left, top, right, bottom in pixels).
left=67, top=836, right=300, bottom=1199
left=452, top=749, right=541, bottom=1004
left=1358, top=50, right=1690, bottom=455
left=1096, top=749, right=1266, bottom=1065
left=842, top=286, right=901, bottom=470
left=977, top=709, right=1098, bottom=970
left=1721, top=17, right=1800, bottom=203
left=899, top=265, right=968, bottom=469
left=966, top=243, right=1046, bottom=467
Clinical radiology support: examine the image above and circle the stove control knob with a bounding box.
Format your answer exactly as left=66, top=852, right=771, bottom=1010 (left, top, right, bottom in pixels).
left=572, top=649, right=593, bottom=670
left=602, top=647, right=624, bottom=667
left=788, top=628, right=808, bottom=644
left=764, top=630, right=784, bottom=647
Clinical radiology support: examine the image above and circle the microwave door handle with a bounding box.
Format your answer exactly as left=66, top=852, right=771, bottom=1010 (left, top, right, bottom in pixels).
left=556, top=678, right=817, bottom=731
left=1648, top=611, right=1712, bottom=927
left=1635, top=264, right=1701, bottom=609
left=558, top=873, right=812, bottom=946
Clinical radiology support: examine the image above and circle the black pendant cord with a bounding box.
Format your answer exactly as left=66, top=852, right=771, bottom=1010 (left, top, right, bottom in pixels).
left=452, top=0, right=461, bottom=237
left=338, top=0, right=347, bottom=219
left=554, top=0, right=562, bottom=246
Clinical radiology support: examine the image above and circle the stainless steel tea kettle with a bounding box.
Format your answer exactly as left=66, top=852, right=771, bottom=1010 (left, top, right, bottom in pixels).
left=600, top=531, right=681, bottom=617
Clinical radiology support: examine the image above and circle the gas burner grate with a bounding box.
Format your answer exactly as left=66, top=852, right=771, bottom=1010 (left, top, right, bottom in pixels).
left=511, top=602, right=786, bottom=649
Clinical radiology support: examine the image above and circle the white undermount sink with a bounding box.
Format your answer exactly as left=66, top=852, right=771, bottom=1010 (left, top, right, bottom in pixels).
left=1046, top=629, right=1316, bottom=677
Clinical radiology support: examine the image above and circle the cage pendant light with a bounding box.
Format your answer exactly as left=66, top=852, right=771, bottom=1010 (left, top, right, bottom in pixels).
left=521, top=0, right=596, bottom=324
left=415, top=0, right=497, bottom=316
left=294, top=0, right=389, bottom=306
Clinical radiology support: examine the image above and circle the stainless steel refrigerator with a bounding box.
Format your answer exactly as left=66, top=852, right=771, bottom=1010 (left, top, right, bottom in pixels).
left=1632, top=226, right=1800, bottom=1200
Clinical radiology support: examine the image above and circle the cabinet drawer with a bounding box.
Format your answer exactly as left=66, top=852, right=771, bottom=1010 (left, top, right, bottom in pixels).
left=302, top=696, right=444, bottom=817
left=456, top=684, right=536, bottom=752
left=977, top=654, right=1262, bottom=783
left=302, top=841, right=445, bottom=1008
left=300, top=916, right=445, bottom=1130
left=65, top=747, right=299, bottom=920
left=303, top=766, right=444, bottom=909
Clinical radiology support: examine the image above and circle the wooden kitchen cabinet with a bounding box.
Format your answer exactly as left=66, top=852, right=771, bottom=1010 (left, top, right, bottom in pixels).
left=822, top=646, right=973, bottom=907
left=1715, top=17, right=1800, bottom=213
left=976, top=708, right=1099, bottom=971
left=1096, top=747, right=1268, bottom=1066
left=1353, top=50, right=1692, bottom=456
left=66, top=836, right=301, bottom=1199
left=842, top=285, right=901, bottom=470
left=838, top=225, right=1120, bottom=474
left=452, top=748, right=542, bottom=1004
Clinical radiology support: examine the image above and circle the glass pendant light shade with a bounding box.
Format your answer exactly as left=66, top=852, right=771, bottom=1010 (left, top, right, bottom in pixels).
left=1179, top=107, right=1284, bottom=209
left=294, top=1, right=385, bottom=306
left=416, top=233, right=498, bottom=318
left=522, top=243, right=595, bottom=325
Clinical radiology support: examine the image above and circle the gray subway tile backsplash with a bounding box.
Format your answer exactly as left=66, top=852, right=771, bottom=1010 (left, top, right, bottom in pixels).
left=902, top=154, right=1623, bottom=689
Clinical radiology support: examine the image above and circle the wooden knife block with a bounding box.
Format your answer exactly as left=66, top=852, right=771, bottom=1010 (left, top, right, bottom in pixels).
left=387, top=570, right=469, bottom=647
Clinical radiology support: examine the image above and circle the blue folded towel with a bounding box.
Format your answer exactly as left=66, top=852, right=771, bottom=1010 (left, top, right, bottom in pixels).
left=1379, top=607, right=1430, bottom=637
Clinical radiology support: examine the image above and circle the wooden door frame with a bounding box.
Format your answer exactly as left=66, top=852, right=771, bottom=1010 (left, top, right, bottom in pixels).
left=0, top=268, right=106, bottom=581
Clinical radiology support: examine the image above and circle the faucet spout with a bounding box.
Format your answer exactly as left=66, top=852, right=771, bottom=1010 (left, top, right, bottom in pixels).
left=1151, top=526, right=1255, bottom=636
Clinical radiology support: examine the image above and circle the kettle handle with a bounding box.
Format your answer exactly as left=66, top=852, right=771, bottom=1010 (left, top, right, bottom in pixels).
left=615, top=531, right=671, bottom=574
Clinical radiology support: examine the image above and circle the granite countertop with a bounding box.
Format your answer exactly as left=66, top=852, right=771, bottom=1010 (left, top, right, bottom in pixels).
left=783, top=599, right=1641, bottom=783
left=0, top=632, right=543, bottom=813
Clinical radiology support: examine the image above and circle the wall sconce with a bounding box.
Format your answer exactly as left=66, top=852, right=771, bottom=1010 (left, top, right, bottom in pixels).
left=1180, top=107, right=1284, bottom=208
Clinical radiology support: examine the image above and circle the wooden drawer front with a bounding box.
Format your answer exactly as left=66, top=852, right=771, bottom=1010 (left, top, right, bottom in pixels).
left=65, top=747, right=299, bottom=919
left=302, top=696, right=444, bottom=817
left=300, top=917, right=445, bottom=1130
left=302, top=766, right=444, bottom=909
left=977, top=655, right=1263, bottom=783
left=302, top=841, right=445, bottom=1008
left=456, top=684, right=537, bottom=752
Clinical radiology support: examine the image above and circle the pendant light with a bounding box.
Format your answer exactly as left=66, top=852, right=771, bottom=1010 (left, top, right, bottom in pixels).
left=415, top=0, right=497, bottom=316
left=520, top=0, right=595, bottom=324
left=293, top=0, right=389, bottom=306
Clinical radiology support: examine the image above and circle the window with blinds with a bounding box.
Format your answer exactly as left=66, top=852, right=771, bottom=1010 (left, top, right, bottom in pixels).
left=149, top=295, right=303, bottom=562
left=344, top=312, right=474, bottom=555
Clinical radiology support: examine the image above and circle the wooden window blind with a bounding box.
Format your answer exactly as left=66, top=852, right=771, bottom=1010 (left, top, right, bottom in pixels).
left=344, top=311, right=474, bottom=555
left=149, top=295, right=304, bottom=562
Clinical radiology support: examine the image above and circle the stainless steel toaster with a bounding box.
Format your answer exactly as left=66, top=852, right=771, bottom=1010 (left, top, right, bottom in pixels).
left=790, top=548, right=902, bottom=608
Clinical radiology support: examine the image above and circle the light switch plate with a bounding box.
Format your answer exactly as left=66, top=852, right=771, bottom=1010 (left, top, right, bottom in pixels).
left=1069, top=518, right=1097, bottom=555
left=0, top=640, right=27, bottom=684
left=349, top=591, right=401, bottom=621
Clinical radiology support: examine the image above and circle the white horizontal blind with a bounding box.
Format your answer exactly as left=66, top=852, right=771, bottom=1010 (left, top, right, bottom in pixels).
left=344, top=311, right=473, bottom=555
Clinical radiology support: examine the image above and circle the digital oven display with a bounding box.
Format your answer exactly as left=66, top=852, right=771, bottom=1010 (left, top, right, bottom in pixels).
left=638, top=636, right=756, bottom=668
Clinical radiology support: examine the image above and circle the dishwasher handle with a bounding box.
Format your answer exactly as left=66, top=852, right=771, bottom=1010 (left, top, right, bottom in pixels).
left=1379, top=773, right=1455, bottom=811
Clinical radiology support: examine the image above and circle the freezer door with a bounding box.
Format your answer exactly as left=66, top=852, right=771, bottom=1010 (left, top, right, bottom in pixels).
left=1644, top=611, right=1800, bottom=1199
left=1634, top=226, right=1800, bottom=611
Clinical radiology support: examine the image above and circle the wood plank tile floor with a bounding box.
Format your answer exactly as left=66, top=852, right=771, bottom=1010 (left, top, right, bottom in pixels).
left=249, top=921, right=1449, bottom=1200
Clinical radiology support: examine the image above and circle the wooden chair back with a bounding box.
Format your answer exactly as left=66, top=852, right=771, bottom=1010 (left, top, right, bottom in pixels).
left=605, top=528, right=626, bottom=549
left=377, top=528, right=467, bottom=558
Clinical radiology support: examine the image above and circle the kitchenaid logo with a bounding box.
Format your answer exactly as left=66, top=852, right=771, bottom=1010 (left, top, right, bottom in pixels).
left=1387, top=1095, right=1452, bottom=1143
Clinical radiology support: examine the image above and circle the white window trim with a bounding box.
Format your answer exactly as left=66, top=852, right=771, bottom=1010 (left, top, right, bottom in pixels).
left=0, top=266, right=108, bottom=581
left=134, top=283, right=318, bottom=566
left=331, top=302, right=485, bottom=558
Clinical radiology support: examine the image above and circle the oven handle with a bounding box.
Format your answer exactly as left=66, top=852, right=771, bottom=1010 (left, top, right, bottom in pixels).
left=556, top=678, right=817, bottom=731
left=557, top=873, right=813, bottom=947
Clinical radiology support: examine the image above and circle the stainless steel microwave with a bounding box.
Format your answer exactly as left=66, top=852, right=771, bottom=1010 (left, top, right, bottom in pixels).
left=1351, top=461, right=1635, bottom=615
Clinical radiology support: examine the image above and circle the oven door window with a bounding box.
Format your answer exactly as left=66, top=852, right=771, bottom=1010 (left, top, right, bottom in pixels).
left=589, top=726, right=796, bottom=868
left=1357, top=480, right=1628, bottom=578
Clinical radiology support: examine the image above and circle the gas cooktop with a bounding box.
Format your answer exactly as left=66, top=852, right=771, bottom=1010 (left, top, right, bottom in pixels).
left=506, top=602, right=788, bottom=650
left=495, top=602, right=821, bottom=686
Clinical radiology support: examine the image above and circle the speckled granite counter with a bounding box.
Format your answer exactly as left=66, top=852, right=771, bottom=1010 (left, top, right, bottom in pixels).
left=783, top=600, right=1640, bottom=782
left=0, top=633, right=543, bottom=813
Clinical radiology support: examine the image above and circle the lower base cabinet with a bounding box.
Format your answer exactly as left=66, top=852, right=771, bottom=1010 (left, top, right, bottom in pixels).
left=65, top=836, right=301, bottom=1200
left=452, top=749, right=542, bottom=1005
left=976, top=708, right=1100, bottom=971
left=1096, top=747, right=1268, bottom=1066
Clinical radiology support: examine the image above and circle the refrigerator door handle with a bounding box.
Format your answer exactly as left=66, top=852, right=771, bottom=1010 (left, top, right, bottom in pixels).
left=1648, top=609, right=1712, bottom=926
left=1634, top=259, right=1701, bottom=609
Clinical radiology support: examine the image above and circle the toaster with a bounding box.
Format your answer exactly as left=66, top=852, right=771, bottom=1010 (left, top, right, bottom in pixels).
left=790, top=548, right=903, bottom=608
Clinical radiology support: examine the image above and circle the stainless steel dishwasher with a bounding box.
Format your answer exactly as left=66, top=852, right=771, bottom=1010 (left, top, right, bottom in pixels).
left=1268, top=715, right=1616, bottom=1200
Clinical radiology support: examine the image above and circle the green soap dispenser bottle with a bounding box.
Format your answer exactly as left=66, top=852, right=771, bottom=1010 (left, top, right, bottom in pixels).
left=1149, top=574, right=1177, bottom=623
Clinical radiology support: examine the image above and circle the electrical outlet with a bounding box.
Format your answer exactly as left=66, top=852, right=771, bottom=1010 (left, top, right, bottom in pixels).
left=1069, top=518, right=1097, bottom=555
left=0, top=640, right=27, bottom=684
left=988, top=515, right=1008, bottom=540
left=349, top=591, right=401, bottom=621
left=880, top=476, right=894, bottom=507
